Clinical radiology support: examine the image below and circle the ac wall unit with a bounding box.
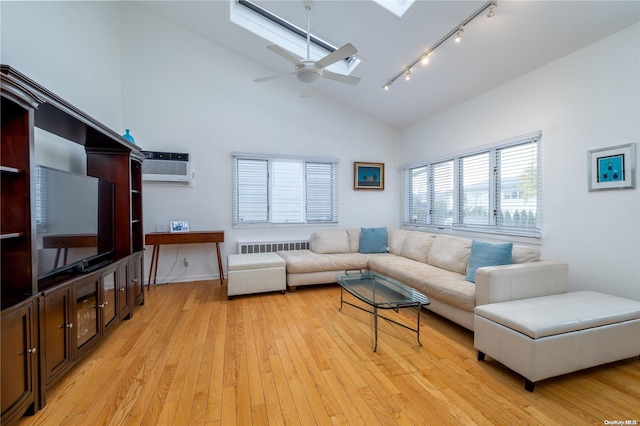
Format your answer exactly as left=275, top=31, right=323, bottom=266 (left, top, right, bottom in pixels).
left=141, top=151, right=191, bottom=183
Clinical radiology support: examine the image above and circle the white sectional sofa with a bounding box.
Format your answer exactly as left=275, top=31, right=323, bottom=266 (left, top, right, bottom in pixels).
left=277, top=228, right=568, bottom=331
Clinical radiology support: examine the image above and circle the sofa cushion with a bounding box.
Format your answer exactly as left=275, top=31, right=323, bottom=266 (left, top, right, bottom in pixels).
left=347, top=228, right=361, bottom=253
left=277, top=249, right=388, bottom=274
left=309, top=229, right=350, bottom=254
left=387, top=228, right=410, bottom=255
left=400, top=231, right=436, bottom=262
left=359, top=227, right=387, bottom=253
left=465, top=240, right=513, bottom=283
left=368, top=255, right=476, bottom=311
left=427, top=235, right=471, bottom=274
left=512, top=245, right=541, bottom=263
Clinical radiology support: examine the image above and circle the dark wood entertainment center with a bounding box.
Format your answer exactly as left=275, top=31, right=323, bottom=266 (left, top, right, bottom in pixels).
left=1, top=66, right=145, bottom=425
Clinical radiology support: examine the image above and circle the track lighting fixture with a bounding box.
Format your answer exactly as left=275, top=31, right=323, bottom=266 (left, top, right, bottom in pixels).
left=382, top=1, right=497, bottom=91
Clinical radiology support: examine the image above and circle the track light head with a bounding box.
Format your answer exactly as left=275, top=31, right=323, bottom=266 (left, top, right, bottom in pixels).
left=421, top=53, right=430, bottom=65
left=405, top=69, right=411, bottom=81
left=487, top=2, right=497, bottom=18
left=383, top=84, right=390, bottom=91
left=455, top=26, right=464, bottom=43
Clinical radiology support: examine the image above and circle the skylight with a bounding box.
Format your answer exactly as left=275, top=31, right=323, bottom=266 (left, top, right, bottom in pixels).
left=372, top=0, right=416, bottom=17
left=230, top=0, right=360, bottom=75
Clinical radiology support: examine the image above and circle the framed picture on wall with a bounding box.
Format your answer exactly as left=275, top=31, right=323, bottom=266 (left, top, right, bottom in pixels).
left=354, top=162, right=385, bottom=190
left=588, top=143, right=636, bottom=191
left=170, top=220, right=190, bottom=232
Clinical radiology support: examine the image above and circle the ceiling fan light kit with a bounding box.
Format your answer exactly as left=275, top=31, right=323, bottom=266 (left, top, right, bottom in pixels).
left=254, top=0, right=360, bottom=96
left=383, top=0, right=497, bottom=91
left=296, top=63, right=322, bottom=83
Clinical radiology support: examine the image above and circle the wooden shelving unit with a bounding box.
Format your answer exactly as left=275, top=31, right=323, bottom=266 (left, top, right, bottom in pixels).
left=1, top=65, right=145, bottom=425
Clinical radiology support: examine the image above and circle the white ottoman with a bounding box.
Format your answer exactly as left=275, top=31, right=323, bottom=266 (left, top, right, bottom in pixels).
left=474, top=291, right=640, bottom=391
left=227, top=253, right=286, bottom=299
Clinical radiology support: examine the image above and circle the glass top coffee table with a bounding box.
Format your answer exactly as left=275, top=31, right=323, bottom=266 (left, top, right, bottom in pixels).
left=336, top=270, right=430, bottom=352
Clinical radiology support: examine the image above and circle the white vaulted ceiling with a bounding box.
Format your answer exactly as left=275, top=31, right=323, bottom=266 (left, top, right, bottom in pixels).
left=132, top=0, right=640, bottom=130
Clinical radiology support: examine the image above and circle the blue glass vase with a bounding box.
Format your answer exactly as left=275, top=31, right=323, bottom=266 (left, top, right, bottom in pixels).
left=122, top=129, right=135, bottom=144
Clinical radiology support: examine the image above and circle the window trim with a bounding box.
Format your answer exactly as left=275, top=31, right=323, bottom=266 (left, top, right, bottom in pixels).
left=401, top=131, right=542, bottom=240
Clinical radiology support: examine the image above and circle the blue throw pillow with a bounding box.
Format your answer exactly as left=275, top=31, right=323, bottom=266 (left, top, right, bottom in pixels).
left=465, top=240, right=513, bottom=283
left=359, top=227, right=388, bottom=254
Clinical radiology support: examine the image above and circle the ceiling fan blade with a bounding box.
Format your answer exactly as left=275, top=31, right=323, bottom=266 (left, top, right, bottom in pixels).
left=266, top=45, right=303, bottom=66
left=254, top=72, right=295, bottom=83
left=322, top=70, right=360, bottom=86
left=301, top=83, right=312, bottom=98
left=315, top=43, right=357, bottom=69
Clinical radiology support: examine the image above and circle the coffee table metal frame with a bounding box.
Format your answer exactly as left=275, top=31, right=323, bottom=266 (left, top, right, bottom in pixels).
left=336, top=270, right=430, bottom=352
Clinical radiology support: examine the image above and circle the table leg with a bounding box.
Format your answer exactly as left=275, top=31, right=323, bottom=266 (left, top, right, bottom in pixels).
left=54, top=248, right=61, bottom=269
left=373, top=305, right=378, bottom=352
left=147, top=245, right=158, bottom=291
left=417, top=303, right=422, bottom=347
left=215, top=242, right=224, bottom=285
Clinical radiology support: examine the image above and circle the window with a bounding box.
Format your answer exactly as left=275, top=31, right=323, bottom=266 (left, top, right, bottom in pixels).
left=35, top=165, right=48, bottom=232
left=231, top=0, right=360, bottom=76
left=232, top=154, right=338, bottom=225
left=402, top=132, right=541, bottom=238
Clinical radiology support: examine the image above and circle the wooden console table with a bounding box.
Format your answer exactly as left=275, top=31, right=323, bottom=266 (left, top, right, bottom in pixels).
left=42, top=234, right=98, bottom=268
left=145, top=231, right=224, bottom=289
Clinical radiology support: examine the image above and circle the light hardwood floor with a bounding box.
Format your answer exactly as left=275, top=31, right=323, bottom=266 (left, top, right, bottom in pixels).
left=19, top=281, right=640, bottom=425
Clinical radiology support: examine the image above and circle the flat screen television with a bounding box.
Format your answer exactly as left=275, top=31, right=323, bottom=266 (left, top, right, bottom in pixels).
left=35, top=165, right=114, bottom=281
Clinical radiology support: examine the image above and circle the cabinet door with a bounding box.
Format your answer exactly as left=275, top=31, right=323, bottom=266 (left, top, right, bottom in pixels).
left=1, top=298, right=36, bottom=425
left=73, top=277, right=99, bottom=357
left=117, top=261, right=130, bottom=320
left=42, top=287, right=72, bottom=385
left=101, top=266, right=118, bottom=332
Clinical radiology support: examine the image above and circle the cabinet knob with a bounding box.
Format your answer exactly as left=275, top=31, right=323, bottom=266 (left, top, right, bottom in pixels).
left=27, top=347, right=37, bottom=354
left=119, top=287, right=126, bottom=292
left=99, top=302, right=108, bottom=308
left=132, top=278, right=138, bottom=283
left=66, top=323, right=74, bottom=328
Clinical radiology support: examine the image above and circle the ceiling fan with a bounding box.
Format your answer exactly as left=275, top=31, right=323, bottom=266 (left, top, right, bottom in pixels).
left=254, top=0, right=360, bottom=97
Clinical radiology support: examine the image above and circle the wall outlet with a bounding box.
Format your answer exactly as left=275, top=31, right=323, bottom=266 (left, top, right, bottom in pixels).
left=183, top=257, right=190, bottom=267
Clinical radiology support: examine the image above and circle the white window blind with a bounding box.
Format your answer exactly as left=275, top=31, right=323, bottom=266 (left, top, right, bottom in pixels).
left=402, top=132, right=541, bottom=239
left=496, top=140, right=540, bottom=233
left=234, top=158, right=269, bottom=223
left=232, top=154, right=338, bottom=225
left=305, top=162, right=338, bottom=222
left=431, top=160, right=453, bottom=226
left=460, top=152, right=490, bottom=226
left=404, top=165, right=429, bottom=224
left=35, top=165, right=48, bottom=232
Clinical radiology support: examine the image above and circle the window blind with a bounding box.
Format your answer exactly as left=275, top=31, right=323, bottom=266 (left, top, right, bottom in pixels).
left=401, top=132, right=541, bottom=239
left=431, top=160, right=453, bottom=226
left=305, top=162, right=338, bottom=223
left=35, top=165, right=48, bottom=232
left=234, top=158, right=269, bottom=223
left=232, top=154, right=338, bottom=225
left=459, top=152, right=490, bottom=226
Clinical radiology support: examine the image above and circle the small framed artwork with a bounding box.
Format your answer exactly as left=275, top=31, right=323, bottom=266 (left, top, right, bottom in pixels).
left=170, top=220, right=190, bottom=232
left=354, top=162, right=385, bottom=190
left=588, top=143, right=636, bottom=191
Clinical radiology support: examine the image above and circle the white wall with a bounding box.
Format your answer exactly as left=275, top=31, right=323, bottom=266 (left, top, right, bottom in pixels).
left=0, top=1, right=123, bottom=131
left=119, top=5, right=400, bottom=283
left=401, top=24, right=640, bottom=300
